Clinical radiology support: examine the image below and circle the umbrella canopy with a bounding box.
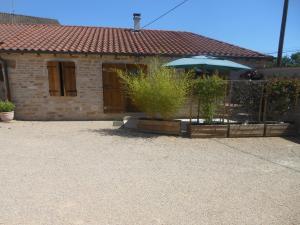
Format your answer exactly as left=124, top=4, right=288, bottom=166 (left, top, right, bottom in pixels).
left=165, top=55, right=251, bottom=71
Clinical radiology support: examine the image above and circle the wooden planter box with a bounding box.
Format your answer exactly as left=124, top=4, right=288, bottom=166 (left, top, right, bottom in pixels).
left=264, top=123, right=297, bottom=137
left=188, top=124, right=228, bottom=138
left=229, top=124, right=265, bottom=138
left=137, top=119, right=181, bottom=135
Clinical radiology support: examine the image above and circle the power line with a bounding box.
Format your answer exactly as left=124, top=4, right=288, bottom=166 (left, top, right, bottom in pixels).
left=264, top=49, right=300, bottom=55
left=11, top=0, right=15, bottom=14
left=142, top=0, right=190, bottom=29
left=11, top=0, right=15, bottom=24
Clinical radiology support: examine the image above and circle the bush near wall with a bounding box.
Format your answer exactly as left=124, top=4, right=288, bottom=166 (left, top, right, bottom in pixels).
left=266, top=79, right=300, bottom=121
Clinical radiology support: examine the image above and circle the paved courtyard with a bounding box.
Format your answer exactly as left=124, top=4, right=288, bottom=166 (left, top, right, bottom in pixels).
left=0, top=121, right=300, bottom=225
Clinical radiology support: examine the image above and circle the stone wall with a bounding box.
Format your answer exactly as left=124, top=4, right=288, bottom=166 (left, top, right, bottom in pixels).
left=0, top=53, right=165, bottom=120
left=0, top=53, right=269, bottom=120
left=258, top=67, right=300, bottom=79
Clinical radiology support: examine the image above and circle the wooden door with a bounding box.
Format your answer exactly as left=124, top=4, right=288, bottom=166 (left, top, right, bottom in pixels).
left=102, top=64, right=126, bottom=113
left=124, top=64, right=147, bottom=112
left=102, top=63, right=147, bottom=113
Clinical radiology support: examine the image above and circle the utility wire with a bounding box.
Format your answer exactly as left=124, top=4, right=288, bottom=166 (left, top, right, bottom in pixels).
left=11, top=0, right=15, bottom=14
left=142, top=0, right=190, bottom=29
left=264, top=49, right=300, bottom=55
left=11, top=0, right=15, bottom=24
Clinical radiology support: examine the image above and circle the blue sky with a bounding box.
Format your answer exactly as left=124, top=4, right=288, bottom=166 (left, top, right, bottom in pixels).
left=1, top=0, right=299, bottom=56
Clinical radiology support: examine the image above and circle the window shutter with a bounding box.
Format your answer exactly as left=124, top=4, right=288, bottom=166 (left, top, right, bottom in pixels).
left=47, top=62, right=61, bottom=96
left=62, top=62, right=77, bottom=96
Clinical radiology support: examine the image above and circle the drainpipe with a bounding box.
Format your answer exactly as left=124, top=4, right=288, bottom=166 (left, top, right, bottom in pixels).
left=0, top=57, right=11, bottom=101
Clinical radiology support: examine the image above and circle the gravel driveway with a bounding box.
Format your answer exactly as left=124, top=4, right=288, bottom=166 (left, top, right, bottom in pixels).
left=0, top=121, right=300, bottom=225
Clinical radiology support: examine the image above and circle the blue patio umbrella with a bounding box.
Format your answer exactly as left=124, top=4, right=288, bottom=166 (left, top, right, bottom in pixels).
left=165, top=55, right=251, bottom=71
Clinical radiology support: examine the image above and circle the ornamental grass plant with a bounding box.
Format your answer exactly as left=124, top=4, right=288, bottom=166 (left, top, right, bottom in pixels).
left=195, top=74, right=227, bottom=124
left=118, top=60, right=191, bottom=119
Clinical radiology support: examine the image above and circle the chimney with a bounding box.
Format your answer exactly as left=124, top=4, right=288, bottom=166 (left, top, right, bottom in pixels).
left=133, top=13, right=141, bottom=31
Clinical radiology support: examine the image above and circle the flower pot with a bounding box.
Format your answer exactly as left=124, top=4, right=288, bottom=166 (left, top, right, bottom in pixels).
left=0, top=111, right=14, bottom=122
left=188, top=124, right=228, bottom=138
left=264, top=123, right=297, bottom=137
left=137, top=119, right=181, bottom=135
left=229, top=124, right=264, bottom=138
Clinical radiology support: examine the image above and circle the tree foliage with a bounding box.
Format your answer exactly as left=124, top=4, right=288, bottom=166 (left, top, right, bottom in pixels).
left=272, top=52, right=300, bottom=67
left=291, top=52, right=300, bottom=64
left=267, top=79, right=300, bottom=121
left=231, top=81, right=265, bottom=122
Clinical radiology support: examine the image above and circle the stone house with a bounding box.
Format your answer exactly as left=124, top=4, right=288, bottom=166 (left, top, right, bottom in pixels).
left=0, top=15, right=272, bottom=120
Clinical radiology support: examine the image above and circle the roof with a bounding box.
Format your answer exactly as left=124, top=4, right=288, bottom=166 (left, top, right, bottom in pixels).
left=0, top=23, right=270, bottom=58
left=0, top=12, right=60, bottom=25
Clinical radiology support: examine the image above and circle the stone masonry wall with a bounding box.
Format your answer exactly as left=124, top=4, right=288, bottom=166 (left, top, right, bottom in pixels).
left=0, top=53, right=164, bottom=120
left=0, top=53, right=270, bottom=120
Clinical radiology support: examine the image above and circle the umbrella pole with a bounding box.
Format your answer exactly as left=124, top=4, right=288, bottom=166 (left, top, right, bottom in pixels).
left=258, top=82, right=265, bottom=123
left=222, top=81, right=228, bottom=123
left=197, top=97, right=200, bottom=123
left=189, top=87, right=193, bottom=124
left=197, top=65, right=205, bottom=123
left=188, top=68, right=194, bottom=124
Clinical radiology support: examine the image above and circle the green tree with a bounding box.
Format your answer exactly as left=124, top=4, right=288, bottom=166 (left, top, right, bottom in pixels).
left=281, top=56, right=293, bottom=66
left=291, top=52, right=300, bottom=65
left=272, top=52, right=300, bottom=67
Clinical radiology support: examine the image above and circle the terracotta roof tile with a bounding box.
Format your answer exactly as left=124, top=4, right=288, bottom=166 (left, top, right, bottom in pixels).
left=0, top=24, right=270, bottom=58
left=0, top=12, right=59, bottom=25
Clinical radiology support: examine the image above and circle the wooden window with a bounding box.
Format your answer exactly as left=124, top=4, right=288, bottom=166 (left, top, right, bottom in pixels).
left=47, top=61, right=77, bottom=96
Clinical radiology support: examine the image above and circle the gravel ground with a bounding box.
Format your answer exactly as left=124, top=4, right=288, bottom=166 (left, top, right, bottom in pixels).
left=0, top=121, right=300, bottom=225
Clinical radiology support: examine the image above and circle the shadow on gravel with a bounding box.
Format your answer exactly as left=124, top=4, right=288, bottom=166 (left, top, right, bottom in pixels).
left=283, top=136, right=300, bottom=145
left=87, top=127, right=160, bottom=139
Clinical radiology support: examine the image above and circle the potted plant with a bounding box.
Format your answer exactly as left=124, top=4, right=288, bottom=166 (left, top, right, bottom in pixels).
left=0, top=100, right=15, bottom=122
left=118, top=61, right=191, bottom=135
left=188, top=75, right=228, bottom=138
left=264, top=79, right=300, bottom=137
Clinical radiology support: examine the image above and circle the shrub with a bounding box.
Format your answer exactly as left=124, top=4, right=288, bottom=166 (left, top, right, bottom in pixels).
left=267, top=79, right=300, bottom=121
left=118, top=61, right=191, bottom=119
left=195, top=75, right=227, bottom=124
left=0, top=101, right=15, bottom=112
left=231, top=80, right=265, bottom=122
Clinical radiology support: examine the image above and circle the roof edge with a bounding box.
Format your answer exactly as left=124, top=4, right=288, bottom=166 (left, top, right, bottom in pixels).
left=0, top=49, right=273, bottom=60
